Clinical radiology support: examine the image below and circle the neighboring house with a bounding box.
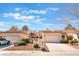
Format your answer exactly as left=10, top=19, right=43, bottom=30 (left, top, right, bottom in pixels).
left=0, top=29, right=30, bottom=43
left=64, top=28, right=78, bottom=40
left=41, top=25, right=78, bottom=43
left=0, top=25, right=78, bottom=43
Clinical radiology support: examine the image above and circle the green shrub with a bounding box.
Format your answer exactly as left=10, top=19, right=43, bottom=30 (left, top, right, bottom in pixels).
left=60, top=40, right=68, bottom=43
left=41, top=48, right=47, bottom=52
left=21, top=39, right=30, bottom=43
left=73, top=39, right=78, bottom=43
left=17, top=40, right=26, bottom=46
left=34, top=44, right=40, bottom=48
left=69, top=40, right=74, bottom=45
left=69, top=39, right=78, bottom=45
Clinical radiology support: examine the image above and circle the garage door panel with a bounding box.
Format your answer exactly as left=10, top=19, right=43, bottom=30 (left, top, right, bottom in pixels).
left=5, top=35, right=20, bottom=43
left=44, top=35, right=61, bottom=43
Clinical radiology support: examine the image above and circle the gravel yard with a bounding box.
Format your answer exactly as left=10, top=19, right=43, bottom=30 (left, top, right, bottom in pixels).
left=1, top=43, right=79, bottom=56
left=3, top=44, right=48, bottom=51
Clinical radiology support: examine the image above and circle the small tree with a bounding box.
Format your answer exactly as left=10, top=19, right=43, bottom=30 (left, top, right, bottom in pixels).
left=10, top=26, right=18, bottom=30
left=22, top=25, right=29, bottom=30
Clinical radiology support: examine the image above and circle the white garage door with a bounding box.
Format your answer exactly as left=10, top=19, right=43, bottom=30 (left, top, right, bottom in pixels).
left=44, top=35, right=61, bottom=43
left=5, top=35, right=20, bottom=43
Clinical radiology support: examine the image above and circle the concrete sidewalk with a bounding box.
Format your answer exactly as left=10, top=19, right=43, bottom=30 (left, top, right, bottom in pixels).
left=0, top=51, right=79, bottom=56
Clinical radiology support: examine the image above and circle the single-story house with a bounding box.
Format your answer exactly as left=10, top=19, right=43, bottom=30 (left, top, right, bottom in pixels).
left=0, top=24, right=78, bottom=43
left=41, top=28, right=78, bottom=43
left=42, top=30, right=62, bottom=43
left=0, top=29, right=30, bottom=43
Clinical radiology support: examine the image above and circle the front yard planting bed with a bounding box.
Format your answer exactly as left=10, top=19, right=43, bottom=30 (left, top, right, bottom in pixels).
left=69, top=44, right=79, bottom=49
left=3, top=44, right=49, bottom=51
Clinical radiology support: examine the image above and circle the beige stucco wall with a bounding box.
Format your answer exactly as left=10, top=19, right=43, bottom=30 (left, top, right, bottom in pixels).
left=0, top=33, right=20, bottom=38
left=42, top=32, right=62, bottom=43
left=0, top=33, right=29, bottom=43
left=19, top=33, right=29, bottom=39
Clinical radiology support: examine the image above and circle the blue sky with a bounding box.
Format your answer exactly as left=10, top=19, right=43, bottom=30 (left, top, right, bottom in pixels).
left=0, top=3, right=79, bottom=31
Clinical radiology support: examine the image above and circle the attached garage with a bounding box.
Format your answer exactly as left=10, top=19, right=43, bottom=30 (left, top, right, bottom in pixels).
left=5, top=35, right=21, bottom=43
left=0, top=30, right=29, bottom=43
left=0, top=33, right=21, bottom=43
left=42, top=31, right=62, bottom=43
left=44, top=35, right=61, bottom=43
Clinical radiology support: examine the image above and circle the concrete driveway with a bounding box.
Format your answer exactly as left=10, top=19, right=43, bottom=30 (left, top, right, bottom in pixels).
left=46, top=43, right=78, bottom=51
left=46, top=43, right=79, bottom=55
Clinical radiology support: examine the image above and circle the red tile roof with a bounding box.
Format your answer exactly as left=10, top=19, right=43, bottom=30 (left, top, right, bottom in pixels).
left=0, top=29, right=29, bottom=35
left=42, top=30, right=62, bottom=33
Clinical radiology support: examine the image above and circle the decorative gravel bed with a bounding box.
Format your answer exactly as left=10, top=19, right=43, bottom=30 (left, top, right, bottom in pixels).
left=4, top=43, right=49, bottom=52
left=67, top=44, right=79, bottom=50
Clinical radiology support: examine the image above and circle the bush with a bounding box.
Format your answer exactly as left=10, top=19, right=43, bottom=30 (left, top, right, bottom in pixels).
left=34, top=44, right=40, bottom=48
left=41, top=48, right=47, bottom=52
left=21, top=39, right=30, bottom=43
left=69, top=39, right=78, bottom=45
left=69, top=40, right=74, bottom=45
left=60, top=40, right=68, bottom=43
left=73, top=39, right=78, bottom=43
left=17, top=40, right=26, bottom=46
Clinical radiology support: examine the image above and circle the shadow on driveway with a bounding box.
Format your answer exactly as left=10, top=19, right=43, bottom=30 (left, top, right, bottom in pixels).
left=0, top=44, right=11, bottom=50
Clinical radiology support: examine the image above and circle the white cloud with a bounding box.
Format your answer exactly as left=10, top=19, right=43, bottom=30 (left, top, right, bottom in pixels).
left=71, top=20, right=79, bottom=23
left=32, top=19, right=42, bottom=25
left=40, top=18, right=46, bottom=21
left=47, top=7, right=59, bottom=11
left=44, top=24, right=53, bottom=26
left=0, top=21, right=30, bottom=27
left=56, top=18, right=61, bottom=20
left=0, top=21, right=31, bottom=31
left=15, top=8, right=22, bottom=11
left=29, top=10, right=47, bottom=14
left=36, top=16, right=40, bottom=18
left=3, top=13, right=35, bottom=20
left=21, top=10, right=29, bottom=14
left=43, top=23, right=66, bottom=27
left=3, top=13, right=21, bottom=18
left=56, top=16, right=79, bottom=29
left=14, top=22, right=30, bottom=26
left=0, top=22, right=6, bottom=26
left=32, top=18, right=46, bottom=25
left=33, top=19, right=41, bottom=23
left=20, top=15, right=35, bottom=20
